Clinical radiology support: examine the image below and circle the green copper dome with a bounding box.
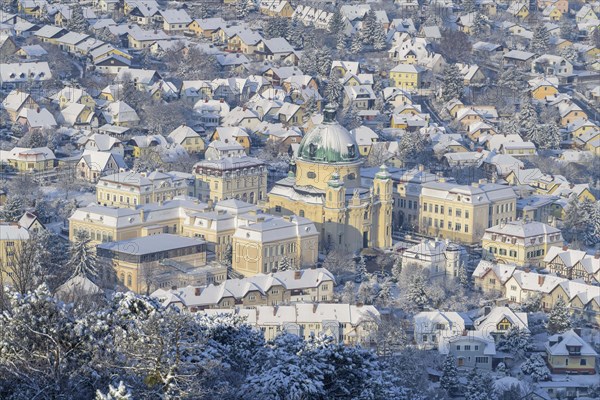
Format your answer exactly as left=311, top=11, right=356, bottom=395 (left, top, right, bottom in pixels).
left=297, top=105, right=360, bottom=163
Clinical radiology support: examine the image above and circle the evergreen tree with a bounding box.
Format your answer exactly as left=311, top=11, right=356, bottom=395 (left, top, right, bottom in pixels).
left=341, top=281, right=356, bottom=303
left=325, top=72, right=344, bottom=105
left=520, top=353, right=550, bottom=381
left=351, top=34, right=364, bottom=53
left=559, top=19, right=577, bottom=41
left=457, top=261, right=469, bottom=289
left=354, top=256, right=368, bottom=283
left=235, top=0, right=249, bottom=19
left=591, top=28, right=600, bottom=48
left=407, top=275, right=428, bottom=310
left=336, top=33, right=348, bottom=52
left=501, top=118, right=521, bottom=136
left=441, top=64, right=464, bottom=102
left=583, top=201, right=600, bottom=246
left=66, top=4, right=88, bottom=32
left=391, top=257, right=402, bottom=282
left=360, top=9, right=378, bottom=46
left=465, top=370, right=496, bottom=400
left=299, top=47, right=318, bottom=76
left=278, top=256, right=291, bottom=271
left=373, top=23, right=387, bottom=50
left=440, top=354, right=459, bottom=395
left=498, top=68, right=524, bottom=92
left=375, top=278, right=393, bottom=307
left=497, top=327, right=532, bottom=360
left=1, top=195, right=24, bottom=222
left=517, top=97, right=538, bottom=137
left=315, top=48, right=333, bottom=76
left=471, top=13, right=487, bottom=37
left=67, top=230, right=98, bottom=280
left=223, top=244, right=233, bottom=267
left=287, top=17, right=305, bottom=49
left=546, top=297, right=571, bottom=334
left=328, top=8, right=344, bottom=33
left=96, top=381, right=132, bottom=400
left=530, top=25, right=550, bottom=55
left=341, top=104, right=362, bottom=130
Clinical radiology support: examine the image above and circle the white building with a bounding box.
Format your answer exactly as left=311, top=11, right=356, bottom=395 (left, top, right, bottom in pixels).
left=401, top=239, right=465, bottom=279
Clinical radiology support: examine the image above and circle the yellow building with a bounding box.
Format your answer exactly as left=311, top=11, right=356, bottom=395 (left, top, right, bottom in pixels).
left=267, top=106, right=392, bottom=253
left=232, top=213, right=319, bottom=276
left=546, top=330, right=597, bottom=375
left=55, top=87, right=96, bottom=110
left=389, top=64, right=423, bottom=90
left=168, top=125, right=205, bottom=155
left=482, top=220, right=563, bottom=267
left=96, top=171, right=196, bottom=208
left=211, top=127, right=251, bottom=153
left=0, top=147, right=56, bottom=172
left=193, top=155, right=267, bottom=204
left=0, top=225, right=30, bottom=286
left=419, top=180, right=517, bottom=244
left=530, top=81, right=559, bottom=100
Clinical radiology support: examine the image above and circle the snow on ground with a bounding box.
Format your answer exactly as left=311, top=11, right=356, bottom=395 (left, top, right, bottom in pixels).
left=41, top=186, right=96, bottom=206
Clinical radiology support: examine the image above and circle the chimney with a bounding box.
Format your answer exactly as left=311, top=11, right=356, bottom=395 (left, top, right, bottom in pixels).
left=273, top=305, right=278, bottom=315
left=462, top=330, right=468, bottom=336
left=562, top=245, right=568, bottom=251
left=476, top=147, right=483, bottom=153
left=310, top=265, right=316, bottom=270
left=220, top=98, right=224, bottom=103
left=356, top=302, right=364, bottom=308
left=36, top=107, right=40, bottom=113
left=484, top=306, right=491, bottom=316
left=538, top=275, right=545, bottom=286
left=418, top=164, right=425, bottom=171
left=573, top=327, right=582, bottom=336
left=294, top=271, right=301, bottom=280
left=140, top=209, right=145, bottom=220
left=595, top=252, right=600, bottom=259
left=207, top=199, right=213, bottom=209
left=204, top=99, right=208, bottom=103
left=195, top=287, right=201, bottom=296
left=243, top=106, right=247, bottom=111
left=313, top=303, right=318, bottom=313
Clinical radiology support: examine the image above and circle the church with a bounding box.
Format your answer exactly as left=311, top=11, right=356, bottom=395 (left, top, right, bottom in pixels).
left=267, top=105, right=392, bottom=253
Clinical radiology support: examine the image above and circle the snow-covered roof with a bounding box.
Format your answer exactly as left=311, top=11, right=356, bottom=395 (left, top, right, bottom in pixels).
left=546, top=329, right=598, bottom=357
left=473, top=307, right=529, bottom=333
left=472, top=260, right=516, bottom=283
left=98, top=233, right=205, bottom=256
left=0, top=224, right=30, bottom=240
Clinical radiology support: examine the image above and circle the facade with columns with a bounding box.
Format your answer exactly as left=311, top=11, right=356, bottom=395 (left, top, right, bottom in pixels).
left=266, top=106, right=392, bottom=253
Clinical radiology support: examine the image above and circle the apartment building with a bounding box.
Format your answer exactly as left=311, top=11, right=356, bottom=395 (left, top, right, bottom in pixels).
left=482, top=220, right=563, bottom=267
left=96, top=171, right=196, bottom=208
left=193, top=155, right=267, bottom=204
left=152, top=268, right=335, bottom=310
left=200, top=303, right=379, bottom=345
left=419, top=180, right=517, bottom=244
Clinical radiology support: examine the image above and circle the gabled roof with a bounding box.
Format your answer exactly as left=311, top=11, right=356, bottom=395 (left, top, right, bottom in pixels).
left=546, top=329, right=598, bottom=356
left=474, top=307, right=529, bottom=333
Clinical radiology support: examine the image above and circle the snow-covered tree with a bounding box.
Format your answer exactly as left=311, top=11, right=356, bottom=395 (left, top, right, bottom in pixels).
left=407, top=275, right=429, bottom=310
left=341, top=281, right=356, bottom=303
left=465, top=370, right=497, bottom=400
left=518, top=97, right=538, bottom=137
left=471, top=13, right=487, bottom=37
left=396, top=131, right=430, bottom=166
left=66, top=4, right=88, bottom=32
left=530, top=25, right=550, bottom=55
left=440, top=354, right=460, bottom=395
left=497, top=327, right=532, bottom=360
left=463, top=0, right=477, bottom=13
left=520, top=292, right=543, bottom=313
left=354, top=256, right=368, bottom=283
left=315, top=48, right=333, bottom=76
left=336, top=33, right=348, bottom=51
left=520, top=353, right=550, bottom=382
left=441, top=64, right=464, bottom=102
left=265, top=17, right=288, bottom=39
left=325, top=72, right=344, bottom=105
left=223, top=243, right=233, bottom=266
left=360, top=9, right=378, bottom=46
left=351, top=34, right=364, bottom=53
left=372, top=20, right=387, bottom=50
left=67, top=230, right=98, bottom=280
left=546, top=297, right=571, bottom=334
left=559, top=19, right=577, bottom=41
left=498, top=68, right=524, bottom=92
left=391, top=257, right=402, bottom=282
left=328, top=8, right=344, bottom=33
left=1, top=195, right=24, bottom=222
left=235, top=0, right=250, bottom=19
left=278, top=256, right=291, bottom=271
left=96, top=381, right=132, bottom=400
left=375, top=278, right=393, bottom=307
left=560, top=46, right=579, bottom=63
left=287, top=17, right=304, bottom=49
left=341, top=104, right=362, bottom=130
left=529, top=122, right=561, bottom=150
left=583, top=200, right=600, bottom=246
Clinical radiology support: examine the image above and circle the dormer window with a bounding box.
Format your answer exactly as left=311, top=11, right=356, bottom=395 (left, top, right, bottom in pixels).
left=347, top=144, right=356, bottom=158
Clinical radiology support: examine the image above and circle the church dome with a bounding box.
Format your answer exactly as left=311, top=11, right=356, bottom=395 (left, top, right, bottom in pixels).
left=297, top=105, right=360, bottom=163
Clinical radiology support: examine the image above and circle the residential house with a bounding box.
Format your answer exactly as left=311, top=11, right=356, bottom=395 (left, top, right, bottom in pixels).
left=414, top=311, right=471, bottom=349
left=161, top=9, right=191, bottom=32
left=0, top=146, right=56, bottom=172
left=76, top=149, right=127, bottom=182
left=168, top=124, right=205, bottom=155
left=546, top=330, right=597, bottom=375
left=544, top=246, right=600, bottom=284
left=401, top=239, right=465, bottom=279
left=1, top=89, right=38, bottom=122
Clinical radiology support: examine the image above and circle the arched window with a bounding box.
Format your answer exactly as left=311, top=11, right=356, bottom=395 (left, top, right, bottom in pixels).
left=299, top=210, right=305, bottom=217
left=127, top=274, right=132, bottom=287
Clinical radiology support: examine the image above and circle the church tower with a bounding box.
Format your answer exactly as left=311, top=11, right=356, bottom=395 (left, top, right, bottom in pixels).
left=373, top=164, right=393, bottom=249
left=323, top=171, right=346, bottom=251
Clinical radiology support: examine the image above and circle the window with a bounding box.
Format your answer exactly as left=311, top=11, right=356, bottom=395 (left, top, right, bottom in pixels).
left=465, top=225, right=469, bottom=233
left=299, top=210, right=305, bottom=217
left=423, top=335, right=428, bottom=342
left=580, top=359, right=587, bottom=366
left=307, top=172, right=316, bottom=179
left=456, top=209, right=462, bottom=217
left=465, top=210, right=470, bottom=218
left=456, top=345, right=461, bottom=350
left=475, top=357, right=488, bottom=364
left=275, top=206, right=281, bottom=212
left=464, top=345, right=471, bottom=350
